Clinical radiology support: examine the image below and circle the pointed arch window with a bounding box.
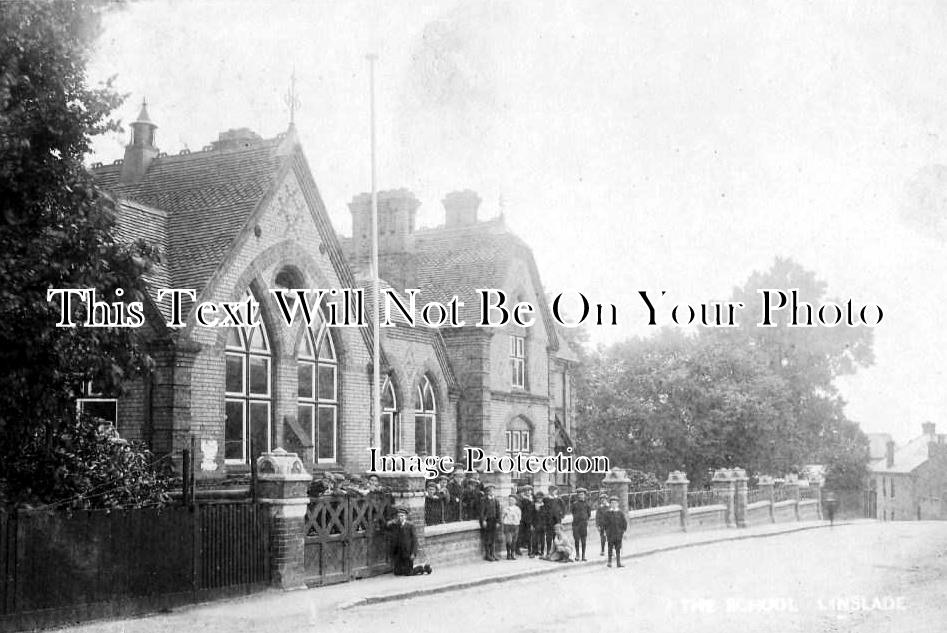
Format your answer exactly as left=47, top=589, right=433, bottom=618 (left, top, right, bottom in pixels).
left=414, top=376, right=437, bottom=455
left=225, top=296, right=271, bottom=464
left=298, top=313, right=339, bottom=463
left=380, top=376, right=399, bottom=455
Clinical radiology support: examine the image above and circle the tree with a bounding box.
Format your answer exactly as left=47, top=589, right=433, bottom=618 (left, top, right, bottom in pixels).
left=575, top=259, right=873, bottom=488
left=576, top=328, right=794, bottom=486
left=0, top=0, right=167, bottom=508
left=720, top=257, right=872, bottom=480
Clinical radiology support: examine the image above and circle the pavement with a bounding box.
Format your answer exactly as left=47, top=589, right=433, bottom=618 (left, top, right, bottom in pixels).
left=57, top=518, right=858, bottom=632
left=336, top=519, right=854, bottom=609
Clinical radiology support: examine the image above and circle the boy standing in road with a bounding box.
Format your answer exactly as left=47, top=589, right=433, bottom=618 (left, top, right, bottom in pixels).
left=603, top=495, right=627, bottom=568
left=595, top=492, right=610, bottom=556
left=502, top=494, right=522, bottom=560
left=479, top=484, right=501, bottom=561
left=570, top=488, right=591, bottom=561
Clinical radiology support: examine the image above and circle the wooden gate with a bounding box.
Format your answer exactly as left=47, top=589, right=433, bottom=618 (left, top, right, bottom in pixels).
left=303, top=493, right=391, bottom=586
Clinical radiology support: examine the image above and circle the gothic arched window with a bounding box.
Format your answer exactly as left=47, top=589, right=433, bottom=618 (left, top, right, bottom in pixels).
left=380, top=375, right=399, bottom=455
left=298, top=313, right=339, bottom=463
left=225, top=293, right=271, bottom=464
left=414, top=375, right=437, bottom=455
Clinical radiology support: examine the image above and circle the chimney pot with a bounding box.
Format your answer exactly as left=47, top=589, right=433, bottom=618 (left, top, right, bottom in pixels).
left=885, top=440, right=895, bottom=468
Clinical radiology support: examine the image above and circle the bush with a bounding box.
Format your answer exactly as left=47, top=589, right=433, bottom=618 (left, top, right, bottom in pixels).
left=0, top=414, right=172, bottom=510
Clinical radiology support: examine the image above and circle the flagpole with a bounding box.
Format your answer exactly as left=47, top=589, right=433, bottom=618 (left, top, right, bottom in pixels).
left=367, top=53, right=381, bottom=451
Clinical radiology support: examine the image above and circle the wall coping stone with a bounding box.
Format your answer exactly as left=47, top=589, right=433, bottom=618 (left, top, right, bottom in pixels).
left=773, top=499, right=797, bottom=508
left=628, top=505, right=682, bottom=519
left=688, top=504, right=727, bottom=515
left=747, top=500, right=771, bottom=509
left=425, top=520, right=480, bottom=537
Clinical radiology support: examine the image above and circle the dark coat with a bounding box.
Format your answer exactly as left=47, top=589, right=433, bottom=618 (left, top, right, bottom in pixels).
left=461, top=487, right=482, bottom=518
left=536, top=501, right=556, bottom=530
left=447, top=479, right=464, bottom=503
left=595, top=502, right=610, bottom=528
left=519, top=497, right=535, bottom=527
left=571, top=500, right=592, bottom=524
left=602, top=509, right=627, bottom=541
left=479, top=496, right=501, bottom=525
left=388, top=520, right=417, bottom=575
left=545, top=496, right=565, bottom=523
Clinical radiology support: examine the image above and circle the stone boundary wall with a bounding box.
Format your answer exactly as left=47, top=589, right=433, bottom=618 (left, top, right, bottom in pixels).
left=422, top=468, right=827, bottom=568
left=797, top=499, right=820, bottom=521
left=686, top=504, right=728, bottom=531
left=254, top=461, right=829, bottom=578
left=773, top=500, right=798, bottom=523
left=745, top=500, right=773, bottom=526
left=626, top=506, right=683, bottom=537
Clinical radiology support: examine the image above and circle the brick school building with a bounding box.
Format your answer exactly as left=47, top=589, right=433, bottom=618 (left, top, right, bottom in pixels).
left=89, top=102, right=579, bottom=488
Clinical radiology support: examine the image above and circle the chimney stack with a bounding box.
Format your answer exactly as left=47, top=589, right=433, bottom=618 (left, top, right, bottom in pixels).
left=885, top=440, right=895, bottom=468
left=348, top=189, right=420, bottom=287
left=120, top=100, right=158, bottom=184
left=443, top=190, right=481, bottom=227
left=922, top=421, right=936, bottom=437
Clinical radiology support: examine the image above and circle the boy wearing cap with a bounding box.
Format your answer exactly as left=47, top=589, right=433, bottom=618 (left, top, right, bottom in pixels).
left=571, top=488, right=591, bottom=561
left=516, top=486, right=533, bottom=556
left=544, top=486, right=564, bottom=554
left=479, top=484, right=501, bottom=561
left=386, top=507, right=432, bottom=576
left=501, top=494, right=522, bottom=560
left=603, top=495, right=627, bottom=568
left=595, top=493, right=610, bottom=556
left=530, top=491, right=548, bottom=557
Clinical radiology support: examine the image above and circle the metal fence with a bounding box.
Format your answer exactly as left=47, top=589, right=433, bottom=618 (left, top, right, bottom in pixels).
left=424, top=489, right=606, bottom=526
left=686, top=489, right=719, bottom=508
left=0, top=500, right=269, bottom=629
left=774, top=486, right=792, bottom=502
left=627, top=488, right=669, bottom=510
left=747, top=487, right=766, bottom=504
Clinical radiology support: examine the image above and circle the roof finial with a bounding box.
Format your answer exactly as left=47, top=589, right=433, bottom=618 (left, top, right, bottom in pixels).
left=283, top=67, right=301, bottom=128
left=135, top=97, right=153, bottom=124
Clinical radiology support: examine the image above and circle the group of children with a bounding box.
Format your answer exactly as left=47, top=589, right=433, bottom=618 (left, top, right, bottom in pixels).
left=485, top=485, right=628, bottom=568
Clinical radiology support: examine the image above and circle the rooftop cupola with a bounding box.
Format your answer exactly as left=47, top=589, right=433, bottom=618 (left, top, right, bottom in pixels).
left=120, top=99, right=159, bottom=183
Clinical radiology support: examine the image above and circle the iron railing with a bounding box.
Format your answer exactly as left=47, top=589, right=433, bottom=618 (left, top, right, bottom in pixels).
left=627, top=488, right=669, bottom=510
left=686, top=489, right=719, bottom=508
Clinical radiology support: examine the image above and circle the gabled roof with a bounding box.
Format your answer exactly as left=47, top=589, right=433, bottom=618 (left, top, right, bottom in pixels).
left=869, top=434, right=937, bottom=474
left=94, top=131, right=379, bottom=360
left=93, top=137, right=283, bottom=293
left=410, top=219, right=561, bottom=352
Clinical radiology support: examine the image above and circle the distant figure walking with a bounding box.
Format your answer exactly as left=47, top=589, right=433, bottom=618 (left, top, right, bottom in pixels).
left=824, top=492, right=838, bottom=527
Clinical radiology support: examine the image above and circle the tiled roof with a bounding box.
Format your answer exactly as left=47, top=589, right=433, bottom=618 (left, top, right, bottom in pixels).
left=93, top=138, right=282, bottom=293
left=411, top=220, right=561, bottom=352
left=112, top=199, right=171, bottom=294
left=869, top=434, right=939, bottom=474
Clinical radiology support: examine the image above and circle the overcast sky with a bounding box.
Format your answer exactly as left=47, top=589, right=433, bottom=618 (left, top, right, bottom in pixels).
left=88, top=0, right=947, bottom=443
